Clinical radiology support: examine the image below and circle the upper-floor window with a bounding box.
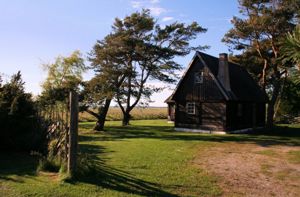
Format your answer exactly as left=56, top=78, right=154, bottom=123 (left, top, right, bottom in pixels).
left=186, top=102, right=196, bottom=114
left=195, top=71, right=204, bottom=84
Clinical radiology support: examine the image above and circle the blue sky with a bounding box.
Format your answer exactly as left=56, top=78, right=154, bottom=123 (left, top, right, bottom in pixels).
left=0, top=0, right=239, bottom=106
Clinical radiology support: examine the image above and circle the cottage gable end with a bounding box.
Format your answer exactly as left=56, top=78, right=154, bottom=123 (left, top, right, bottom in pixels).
left=171, top=53, right=226, bottom=102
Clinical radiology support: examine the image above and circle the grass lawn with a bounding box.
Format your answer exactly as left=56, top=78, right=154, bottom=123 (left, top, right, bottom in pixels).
left=0, top=120, right=300, bottom=197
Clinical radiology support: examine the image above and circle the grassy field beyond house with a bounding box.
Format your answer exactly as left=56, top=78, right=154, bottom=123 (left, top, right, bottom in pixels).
left=79, top=107, right=168, bottom=122
left=0, top=120, right=299, bottom=197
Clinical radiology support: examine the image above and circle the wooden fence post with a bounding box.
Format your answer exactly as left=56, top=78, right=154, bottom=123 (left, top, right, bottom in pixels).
left=68, top=91, right=79, bottom=177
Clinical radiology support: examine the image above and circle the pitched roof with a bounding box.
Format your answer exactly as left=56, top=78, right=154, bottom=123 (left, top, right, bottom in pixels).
left=168, top=51, right=268, bottom=103
left=165, top=95, right=175, bottom=103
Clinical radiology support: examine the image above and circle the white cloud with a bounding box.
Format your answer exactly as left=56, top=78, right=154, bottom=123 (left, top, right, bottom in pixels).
left=131, top=1, right=143, bottom=8
left=162, top=16, right=174, bottom=22
left=130, top=0, right=167, bottom=16
left=149, top=7, right=166, bottom=16
left=149, top=0, right=159, bottom=3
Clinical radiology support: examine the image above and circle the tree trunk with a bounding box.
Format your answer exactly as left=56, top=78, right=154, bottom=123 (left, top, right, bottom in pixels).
left=266, top=80, right=281, bottom=128
left=93, top=99, right=111, bottom=131
left=122, top=111, right=131, bottom=126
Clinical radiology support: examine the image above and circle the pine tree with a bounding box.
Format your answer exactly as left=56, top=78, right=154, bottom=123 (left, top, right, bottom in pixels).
left=88, top=9, right=207, bottom=128
left=223, top=0, right=300, bottom=127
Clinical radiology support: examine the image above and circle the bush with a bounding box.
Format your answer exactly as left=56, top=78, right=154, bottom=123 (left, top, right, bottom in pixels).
left=37, top=157, right=61, bottom=172
left=276, top=70, right=300, bottom=122
left=0, top=72, right=47, bottom=151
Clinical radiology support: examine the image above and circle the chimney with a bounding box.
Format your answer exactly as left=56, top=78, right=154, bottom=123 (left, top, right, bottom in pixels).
left=218, top=53, right=231, bottom=91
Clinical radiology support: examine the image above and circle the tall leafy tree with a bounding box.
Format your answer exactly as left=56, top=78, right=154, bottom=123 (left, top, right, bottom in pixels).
left=223, top=0, right=300, bottom=127
left=40, top=50, right=85, bottom=105
left=81, top=71, right=125, bottom=130
left=83, top=30, right=130, bottom=130
left=89, top=9, right=207, bottom=127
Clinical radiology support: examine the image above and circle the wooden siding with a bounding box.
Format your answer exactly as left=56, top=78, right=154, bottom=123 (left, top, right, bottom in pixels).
left=226, top=102, right=266, bottom=130
left=174, top=58, right=225, bottom=102
left=256, top=103, right=266, bottom=126
left=175, top=102, right=226, bottom=130
left=174, top=57, right=227, bottom=130
left=202, top=102, right=226, bottom=129
left=171, top=54, right=267, bottom=131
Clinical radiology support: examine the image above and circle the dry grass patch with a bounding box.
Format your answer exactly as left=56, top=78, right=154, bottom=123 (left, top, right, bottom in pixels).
left=193, top=142, right=300, bottom=197
left=79, top=107, right=167, bottom=122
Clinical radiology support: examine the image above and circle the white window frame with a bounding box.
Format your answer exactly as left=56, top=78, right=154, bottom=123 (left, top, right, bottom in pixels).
left=186, top=102, right=196, bottom=115
left=195, top=71, right=204, bottom=84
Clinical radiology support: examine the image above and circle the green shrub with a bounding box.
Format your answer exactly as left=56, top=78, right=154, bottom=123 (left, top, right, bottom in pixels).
left=0, top=72, right=47, bottom=151
left=37, top=157, right=61, bottom=172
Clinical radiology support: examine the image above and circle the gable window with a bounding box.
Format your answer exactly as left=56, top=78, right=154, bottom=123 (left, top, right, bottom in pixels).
left=186, top=102, right=196, bottom=114
left=195, top=71, right=204, bottom=84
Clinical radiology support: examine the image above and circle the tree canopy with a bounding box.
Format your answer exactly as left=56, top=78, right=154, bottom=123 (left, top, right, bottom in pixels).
left=281, top=25, right=300, bottom=71
left=39, top=50, right=85, bottom=105
left=223, top=0, right=300, bottom=127
left=87, top=9, right=207, bottom=128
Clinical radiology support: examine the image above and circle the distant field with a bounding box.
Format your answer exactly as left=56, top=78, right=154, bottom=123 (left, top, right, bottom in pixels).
left=79, top=107, right=168, bottom=122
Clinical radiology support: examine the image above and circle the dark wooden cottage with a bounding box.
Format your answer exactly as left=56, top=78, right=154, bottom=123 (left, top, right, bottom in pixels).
left=166, top=52, right=268, bottom=133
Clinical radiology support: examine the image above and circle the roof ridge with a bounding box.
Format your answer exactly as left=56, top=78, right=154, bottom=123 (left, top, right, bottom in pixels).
left=166, top=51, right=268, bottom=103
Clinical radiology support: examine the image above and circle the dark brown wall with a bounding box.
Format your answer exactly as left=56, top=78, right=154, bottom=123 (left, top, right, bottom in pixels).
left=202, top=102, right=226, bottom=129
left=175, top=102, right=226, bottom=130
left=174, top=57, right=227, bottom=130
left=226, top=102, right=266, bottom=130
left=174, top=58, right=225, bottom=102
left=256, top=103, right=266, bottom=126
left=173, top=56, right=266, bottom=131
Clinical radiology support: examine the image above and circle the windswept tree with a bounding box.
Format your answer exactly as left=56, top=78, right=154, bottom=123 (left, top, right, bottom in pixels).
left=88, top=9, right=207, bottom=128
left=222, top=0, right=300, bottom=127
left=83, top=31, right=130, bottom=130
left=81, top=70, right=126, bottom=130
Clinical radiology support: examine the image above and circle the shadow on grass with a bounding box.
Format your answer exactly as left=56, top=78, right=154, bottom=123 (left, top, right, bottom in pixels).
left=0, top=147, right=178, bottom=196
left=74, top=144, right=178, bottom=197
left=0, top=152, right=38, bottom=182
left=79, top=124, right=300, bottom=147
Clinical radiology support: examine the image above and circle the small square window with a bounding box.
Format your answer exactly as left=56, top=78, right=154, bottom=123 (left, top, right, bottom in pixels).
left=186, top=102, right=196, bottom=114
left=195, top=71, right=204, bottom=84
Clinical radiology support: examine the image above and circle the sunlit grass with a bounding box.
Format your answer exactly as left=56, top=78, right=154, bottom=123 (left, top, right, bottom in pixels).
left=288, top=150, right=300, bottom=164
left=0, top=120, right=299, bottom=196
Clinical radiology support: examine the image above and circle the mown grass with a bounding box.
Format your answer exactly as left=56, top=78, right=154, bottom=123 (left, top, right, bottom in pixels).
left=0, top=120, right=299, bottom=197
left=288, top=150, right=300, bottom=164
left=255, top=149, right=278, bottom=157
left=79, top=107, right=167, bottom=122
